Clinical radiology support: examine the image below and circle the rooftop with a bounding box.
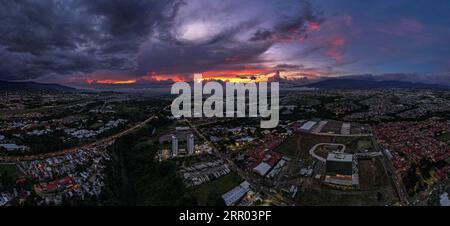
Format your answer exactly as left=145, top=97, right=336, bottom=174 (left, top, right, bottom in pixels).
left=327, top=153, right=353, bottom=163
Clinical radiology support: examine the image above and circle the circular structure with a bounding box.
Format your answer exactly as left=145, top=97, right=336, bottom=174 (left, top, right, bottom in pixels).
left=309, top=143, right=346, bottom=162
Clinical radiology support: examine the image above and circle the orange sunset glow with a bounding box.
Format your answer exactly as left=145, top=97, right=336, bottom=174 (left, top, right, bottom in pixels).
left=85, top=69, right=278, bottom=85
left=202, top=69, right=275, bottom=83
left=87, top=79, right=137, bottom=85
left=146, top=72, right=186, bottom=82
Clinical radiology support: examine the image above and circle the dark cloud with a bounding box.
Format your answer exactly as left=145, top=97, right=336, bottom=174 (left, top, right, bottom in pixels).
left=250, top=29, right=273, bottom=42
left=275, top=64, right=304, bottom=70
left=0, top=0, right=178, bottom=80
left=250, top=0, right=324, bottom=42
left=136, top=0, right=324, bottom=76
left=136, top=39, right=271, bottom=77
left=2, top=0, right=450, bottom=84
left=1, top=0, right=326, bottom=82
left=0, top=0, right=323, bottom=83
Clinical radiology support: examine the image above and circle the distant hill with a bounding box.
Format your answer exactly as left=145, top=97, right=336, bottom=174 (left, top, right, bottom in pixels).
left=305, top=78, right=450, bottom=90
left=0, top=80, right=76, bottom=92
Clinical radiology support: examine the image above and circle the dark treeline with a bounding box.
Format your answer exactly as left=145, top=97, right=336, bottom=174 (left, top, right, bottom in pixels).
left=100, top=117, right=198, bottom=206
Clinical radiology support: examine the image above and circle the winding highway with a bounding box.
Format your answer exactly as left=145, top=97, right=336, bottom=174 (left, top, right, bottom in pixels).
left=0, top=107, right=167, bottom=162
left=371, top=136, right=410, bottom=205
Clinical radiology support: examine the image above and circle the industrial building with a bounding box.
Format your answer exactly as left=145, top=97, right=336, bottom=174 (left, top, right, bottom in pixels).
left=253, top=162, right=272, bottom=177
left=222, top=181, right=251, bottom=206
left=171, top=135, right=178, bottom=157
left=324, top=153, right=359, bottom=188
left=187, top=134, right=195, bottom=155
left=0, top=143, right=29, bottom=152
left=299, top=121, right=317, bottom=131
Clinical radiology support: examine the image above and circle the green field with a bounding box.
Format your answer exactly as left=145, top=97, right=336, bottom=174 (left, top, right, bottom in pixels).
left=357, top=138, right=374, bottom=150
left=335, top=136, right=374, bottom=153
left=189, top=172, right=243, bottom=206
left=437, top=132, right=450, bottom=142
left=155, top=122, right=177, bottom=138
left=0, top=164, right=19, bottom=178
left=276, top=133, right=375, bottom=159
left=89, top=122, right=103, bottom=130
left=297, top=187, right=398, bottom=206
left=276, top=133, right=334, bottom=158
left=275, top=133, right=301, bottom=157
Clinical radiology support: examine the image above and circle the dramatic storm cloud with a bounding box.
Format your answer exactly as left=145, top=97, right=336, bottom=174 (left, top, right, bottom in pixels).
left=0, top=0, right=449, bottom=85
left=137, top=0, right=323, bottom=76
left=0, top=0, right=178, bottom=81
left=0, top=0, right=323, bottom=83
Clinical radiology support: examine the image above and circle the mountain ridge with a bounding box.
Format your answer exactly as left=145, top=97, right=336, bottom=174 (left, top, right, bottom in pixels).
left=304, top=78, right=450, bottom=90
left=0, top=80, right=77, bottom=92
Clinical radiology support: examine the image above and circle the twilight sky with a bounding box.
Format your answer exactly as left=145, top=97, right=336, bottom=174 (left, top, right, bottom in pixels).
left=0, top=0, right=449, bottom=86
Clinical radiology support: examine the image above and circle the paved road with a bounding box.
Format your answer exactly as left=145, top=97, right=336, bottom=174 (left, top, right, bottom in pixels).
left=371, top=136, right=410, bottom=205
left=309, top=132, right=372, bottom=137
left=184, top=118, right=296, bottom=206
left=0, top=108, right=166, bottom=162
left=0, top=98, right=103, bottom=119
left=308, top=143, right=346, bottom=162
